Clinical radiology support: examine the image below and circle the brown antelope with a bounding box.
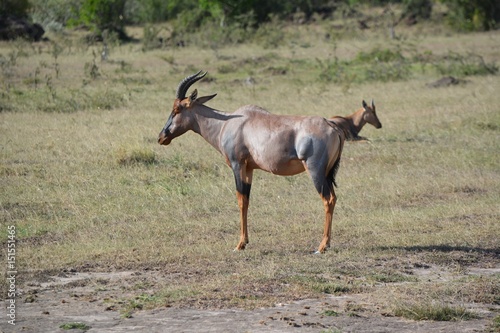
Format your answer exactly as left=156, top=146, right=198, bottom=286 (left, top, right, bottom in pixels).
left=158, top=71, right=345, bottom=253
left=329, top=100, right=381, bottom=141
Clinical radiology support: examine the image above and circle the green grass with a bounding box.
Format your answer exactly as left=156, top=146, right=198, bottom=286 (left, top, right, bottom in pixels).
left=59, top=322, right=91, bottom=331
left=322, top=310, right=339, bottom=317
left=489, top=315, right=500, bottom=332
left=0, top=19, right=499, bottom=316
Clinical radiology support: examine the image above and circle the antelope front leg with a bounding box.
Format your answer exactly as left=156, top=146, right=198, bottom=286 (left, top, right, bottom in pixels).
left=233, top=167, right=253, bottom=251
left=235, top=190, right=250, bottom=250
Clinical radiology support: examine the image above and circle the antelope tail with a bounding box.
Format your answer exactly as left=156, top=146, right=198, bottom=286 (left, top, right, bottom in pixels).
left=328, top=132, right=344, bottom=188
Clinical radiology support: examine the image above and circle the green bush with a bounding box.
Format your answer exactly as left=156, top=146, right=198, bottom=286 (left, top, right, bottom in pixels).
left=354, top=47, right=405, bottom=64
left=440, top=0, right=500, bottom=31
left=318, top=46, right=412, bottom=84
left=433, top=51, right=498, bottom=76
left=170, top=9, right=256, bottom=47
left=198, top=0, right=340, bottom=26
left=124, top=0, right=198, bottom=25
left=70, top=0, right=128, bottom=39
left=402, top=0, right=433, bottom=20
left=29, top=0, right=80, bottom=29
left=252, top=15, right=285, bottom=49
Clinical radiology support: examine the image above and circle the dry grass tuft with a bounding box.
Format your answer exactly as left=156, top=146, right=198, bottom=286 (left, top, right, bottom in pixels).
left=116, top=146, right=157, bottom=166
left=393, top=303, right=477, bottom=321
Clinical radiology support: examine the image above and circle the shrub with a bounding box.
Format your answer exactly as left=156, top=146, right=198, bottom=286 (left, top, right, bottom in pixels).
left=317, top=46, right=412, bottom=84
left=125, top=0, right=194, bottom=24
left=354, top=47, right=405, bottom=64
left=142, top=25, right=164, bottom=51
left=440, top=0, right=500, bottom=31
left=70, top=0, right=128, bottom=40
left=433, top=51, right=498, bottom=76
left=29, top=0, right=80, bottom=29
left=402, top=0, right=433, bottom=20
left=252, top=15, right=285, bottom=49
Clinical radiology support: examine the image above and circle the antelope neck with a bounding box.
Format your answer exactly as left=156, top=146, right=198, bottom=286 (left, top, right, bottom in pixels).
left=192, top=106, right=231, bottom=153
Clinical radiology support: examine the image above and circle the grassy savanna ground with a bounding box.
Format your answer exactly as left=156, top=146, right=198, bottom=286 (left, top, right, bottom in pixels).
left=1, top=17, right=499, bottom=327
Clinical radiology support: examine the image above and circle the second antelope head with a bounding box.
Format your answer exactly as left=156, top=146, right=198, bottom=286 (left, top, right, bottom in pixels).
left=362, top=100, right=382, bottom=129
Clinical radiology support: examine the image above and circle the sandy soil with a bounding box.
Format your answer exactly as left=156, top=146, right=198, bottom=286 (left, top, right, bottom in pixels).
left=2, top=266, right=498, bottom=333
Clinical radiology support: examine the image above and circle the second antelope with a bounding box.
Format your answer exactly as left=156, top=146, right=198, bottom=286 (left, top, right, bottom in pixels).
left=158, top=71, right=345, bottom=253
left=329, top=100, right=382, bottom=141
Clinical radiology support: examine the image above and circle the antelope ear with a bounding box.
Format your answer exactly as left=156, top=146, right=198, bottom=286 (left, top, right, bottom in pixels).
left=196, top=93, right=217, bottom=105
left=362, top=100, right=368, bottom=109
left=371, top=99, right=375, bottom=109
left=188, top=89, right=198, bottom=104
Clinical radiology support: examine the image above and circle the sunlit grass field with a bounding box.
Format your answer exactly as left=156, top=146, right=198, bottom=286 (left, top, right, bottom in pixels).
left=1, top=20, right=499, bottom=320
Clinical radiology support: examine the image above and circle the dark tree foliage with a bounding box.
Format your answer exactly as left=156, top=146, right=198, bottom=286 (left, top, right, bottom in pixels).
left=0, top=0, right=31, bottom=18
left=24, top=0, right=500, bottom=43
left=124, top=0, right=198, bottom=24
left=440, top=0, right=500, bottom=31
left=200, top=0, right=339, bottom=25
left=401, top=0, right=433, bottom=21
left=74, top=0, right=128, bottom=39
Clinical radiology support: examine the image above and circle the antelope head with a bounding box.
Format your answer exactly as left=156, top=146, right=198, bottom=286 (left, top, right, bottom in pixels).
left=158, top=70, right=217, bottom=146
left=361, top=100, right=382, bottom=129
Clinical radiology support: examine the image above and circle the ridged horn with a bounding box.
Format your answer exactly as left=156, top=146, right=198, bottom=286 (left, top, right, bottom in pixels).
left=176, top=70, right=207, bottom=100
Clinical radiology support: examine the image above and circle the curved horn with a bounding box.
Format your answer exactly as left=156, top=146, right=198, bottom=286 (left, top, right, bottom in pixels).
left=176, top=70, right=207, bottom=100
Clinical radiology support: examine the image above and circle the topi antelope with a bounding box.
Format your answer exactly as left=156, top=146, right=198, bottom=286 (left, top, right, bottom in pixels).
left=158, top=71, right=345, bottom=253
left=329, top=100, right=381, bottom=141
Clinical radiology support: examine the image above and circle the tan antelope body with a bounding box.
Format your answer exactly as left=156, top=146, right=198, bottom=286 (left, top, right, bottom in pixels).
left=329, top=100, right=381, bottom=141
left=158, top=71, right=345, bottom=253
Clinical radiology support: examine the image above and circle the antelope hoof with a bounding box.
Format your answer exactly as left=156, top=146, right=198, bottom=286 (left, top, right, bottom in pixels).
left=316, top=245, right=328, bottom=254
left=316, top=238, right=330, bottom=254
left=315, top=248, right=328, bottom=254
left=234, top=243, right=246, bottom=251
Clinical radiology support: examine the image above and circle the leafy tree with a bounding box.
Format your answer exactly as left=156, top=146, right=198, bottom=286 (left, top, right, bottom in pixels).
left=73, top=0, right=128, bottom=39
left=198, top=0, right=339, bottom=26
left=0, top=0, right=31, bottom=17
left=401, top=0, right=433, bottom=21
left=124, top=0, right=198, bottom=24
left=440, top=0, right=500, bottom=31
left=29, top=0, right=81, bottom=28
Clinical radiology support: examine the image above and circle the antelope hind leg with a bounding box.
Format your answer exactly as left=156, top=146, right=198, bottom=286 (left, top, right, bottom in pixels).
left=316, top=181, right=337, bottom=253
left=316, top=189, right=336, bottom=254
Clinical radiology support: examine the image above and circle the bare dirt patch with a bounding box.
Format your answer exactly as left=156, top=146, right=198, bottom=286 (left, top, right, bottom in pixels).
left=3, top=261, right=498, bottom=333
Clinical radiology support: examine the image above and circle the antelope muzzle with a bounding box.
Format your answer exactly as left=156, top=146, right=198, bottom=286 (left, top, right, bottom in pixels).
left=158, top=131, right=171, bottom=145
left=158, top=112, right=174, bottom=145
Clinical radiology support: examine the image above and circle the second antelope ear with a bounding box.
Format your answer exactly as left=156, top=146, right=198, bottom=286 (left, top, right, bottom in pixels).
left=362, top=100, right=368, bottom=109
left=188, top=89, right=198, bottom=105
